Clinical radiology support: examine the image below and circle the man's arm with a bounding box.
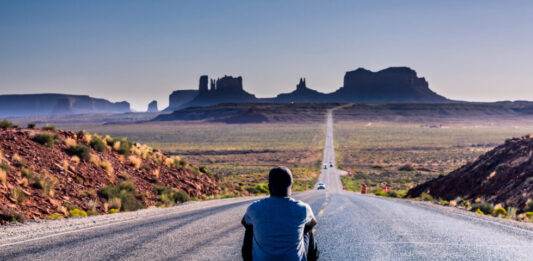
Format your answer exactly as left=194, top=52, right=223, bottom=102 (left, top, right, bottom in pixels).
left=241, top=217, right=253, bottom=261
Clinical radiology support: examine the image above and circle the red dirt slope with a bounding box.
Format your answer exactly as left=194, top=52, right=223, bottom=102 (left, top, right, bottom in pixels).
left=0, top=128, right=220, bottom=224
left=407, top=136, right=533, bottom=210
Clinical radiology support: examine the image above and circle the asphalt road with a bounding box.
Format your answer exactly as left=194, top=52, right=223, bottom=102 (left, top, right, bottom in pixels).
left=1, top=111, right=533, bottom=260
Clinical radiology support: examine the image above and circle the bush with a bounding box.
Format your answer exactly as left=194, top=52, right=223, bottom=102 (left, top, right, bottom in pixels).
left=475, top=208, right=484, bottom=215
left=87, top=210, right=99, bottom=216
left=0, top=207, right=25, bottom=223
left=90, top=136, right=107, bottom=152
left=109, top=138, right=132, bottom=156
left=100, top=160, right=114, bottom=175
left=526, top=212, right=533, bottom=218
left=153, top=184, right=190, bottom=206
left=27, top=123, right=36, bottom=129
left=32, top=133, right=55, bottom=147
left=10, top=188, right=26, bottom=202
left=46, top=213, right=64, bottom=220
left=471, top=202, right=494, bottom=215
left=372, top=189, right=389, bottom=197
left=42, top=125, right=56, bottom=130
left=33, top=172, right=59, bottom=196
left=493, top=206, right=507, bottom=217
left=420, top=192, right=434, bottom=201
left=108, top=208, right=119, bottom=214
left=99, top=181, right=143, bottom=211
left=67, top=145, right=90, bottom=161
left=13, top=153, right=27, bottom=167
left=0, top=162, right=9, bottom=172
left=128, top=155, right=141, bottom=168
left=398, top=164, right=415, bottom=171
left=0, top=120, right=14, bottom=129
left=69, top=209, right=88, bottom=217
left=246, top=183, right=269, bottom=194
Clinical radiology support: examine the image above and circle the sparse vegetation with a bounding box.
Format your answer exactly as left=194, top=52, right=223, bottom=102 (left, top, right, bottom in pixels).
left=90, top=136, right=107, bottom=152
left=27, top=123, right=36, bottom=129
left=246, top=183, right=269, bottom=194
left=67, top=145, right=90, bottom=161
left=0, top=120, right=14, bottom=129
left=99, top=181, right=143, bottom=212
left=42, top=124, right=56, bottom=130
left=153, top=184, right=190, bottom=206
left=69, top=209, right=88, bottom=217
left=33, top=171, right=59, bottom=196
left=0, top=169, right=6, bottom=184
left=471, top=202, right=494, bottom=215
left=100, top=160, right=114, bottom=175
left=46, top=213, right=64, bottom=220
left=32, top=133, right=55, bottom=147
left=10, top=188, right=26, bottom=203
left=108, top=208, right=119, bottom=214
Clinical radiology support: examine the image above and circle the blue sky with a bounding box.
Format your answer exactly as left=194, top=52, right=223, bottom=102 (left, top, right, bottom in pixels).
left=1, top=0, right=532, bottom=110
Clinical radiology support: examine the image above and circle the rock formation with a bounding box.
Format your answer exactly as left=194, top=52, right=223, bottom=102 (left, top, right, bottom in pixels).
left=182, top=75, right=257, bottom=108
left=0, top=94, right=130, bottom=117
left=147, top=100, right=158, bottom=112
left=164, top=90, right=199, bottom=111
left=274, top=78, right=330, bottom=103
left=331, top=67, right=448, bottom=103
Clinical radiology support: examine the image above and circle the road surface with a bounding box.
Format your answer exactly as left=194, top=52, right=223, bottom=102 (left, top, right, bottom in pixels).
left=1, top=110, right=533, bottom=260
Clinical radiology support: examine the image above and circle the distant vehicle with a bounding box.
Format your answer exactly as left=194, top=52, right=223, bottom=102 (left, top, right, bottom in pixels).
left=317, top=183, right=326, bottom=190
left=329, top=162, right=333, bottom=167
left=323, top=164, right=328, bottom=169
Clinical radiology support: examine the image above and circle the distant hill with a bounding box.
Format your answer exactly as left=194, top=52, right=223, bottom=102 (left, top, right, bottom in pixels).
left=153, top=102, right=533, bottom=124
left=0, top=94, right=130, bottom=117
left=164, top=90, right=198, bottom=111
left=407, top=136, right=533, bottom=211
left=273, top=78, right=331, bottom=103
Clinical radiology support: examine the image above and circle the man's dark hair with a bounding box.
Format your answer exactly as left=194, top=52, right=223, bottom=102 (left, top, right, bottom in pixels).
left=268, top=166, right=293, bottom=197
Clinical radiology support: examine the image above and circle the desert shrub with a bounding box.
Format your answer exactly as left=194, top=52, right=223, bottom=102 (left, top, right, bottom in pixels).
left=420, top=192, right=434, bottom=201
left=69, top=209, right=88, bottom=217
left=526, top=212, right=533, bottom=218
left=0, top=169, right=6, bottom=184
left=493, top=206, right=507, bottom=217
left=67, top=145, right=90, bottom=161
left=21, top=168, right=34, bottom=178
left=0, top=120, right=14, bottom=129
left=471, top=202, right=494, bottom=215
left=398, top=164, right=415, bottom=171
left=507, top=207, right=517, bottom=218
left=152, top=169, right=160, bottom=182
left=387, top=190, right=407, bottom=198
left=108, top=208, right=119, bottom=214
left=153, top=184, right=190, bottom=206
left=246, top=183, right=269, bottom=194
left=0, top=162, right=9, bottom=172
left=27, top=123, right=36, bottom=129
left=42, top=124, right=56, bottom=130
left=13, top=153, right=27, bottom=167
left=0, top=207, right=25, bottom=222
left=109, top=138, right=132, bottom=155
left=87, top=210, right=99, bottom=216
left=475, top=208, right=484, bottom=215
left=128, top=155, right=141, bottom=168
left=199, top=166, right=211, bottom=176
left=90, top=136, right=107, bottom=152
left=32, top=133, right=55, bottom=147
left=89, top=154, right=100, bottom=165
left=64, top=137, right=77, bottom=147
left=100, top=160, right=114, bottom=175
left=71, top=155, right=80, bottom=164
left=372, top=189, right=389, bottom=197
left=10, top=188, right=26, bottom=202
left=439, top=199, right=449, bottom=205
left=99, top=181, right=143, bottom=211
left=33, top=171, right=59, bottom=196
left=46, top=213, right=64, bottom=220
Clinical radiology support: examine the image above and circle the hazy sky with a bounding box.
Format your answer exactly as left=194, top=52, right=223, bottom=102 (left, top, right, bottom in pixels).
left=1, top=0, right=532, bottom=110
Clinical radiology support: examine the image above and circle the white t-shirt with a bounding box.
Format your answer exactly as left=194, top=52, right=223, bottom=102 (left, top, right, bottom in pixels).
left=243, top=196, right=315, bottom=261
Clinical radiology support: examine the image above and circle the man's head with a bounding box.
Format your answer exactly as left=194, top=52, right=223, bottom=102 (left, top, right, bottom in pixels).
left=268, top=166, right=293, bottom=197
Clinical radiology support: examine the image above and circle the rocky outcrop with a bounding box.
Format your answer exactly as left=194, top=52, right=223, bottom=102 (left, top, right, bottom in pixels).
left=331, top=67, right=448, bottom=103
left=407, top=136, right=533, bottom=210
left=0, top=94, right=130, bottom=117
left=147, top=100, right=158, bottom=112
left=274, top=78, right=330, bottom=103
left=183, top=75, right=257, bottom=108
left=164, top=90, right=199, bottom=111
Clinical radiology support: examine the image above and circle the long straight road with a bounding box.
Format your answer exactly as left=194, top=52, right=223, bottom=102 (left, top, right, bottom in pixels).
left=1, top=110, right=533, bottom=260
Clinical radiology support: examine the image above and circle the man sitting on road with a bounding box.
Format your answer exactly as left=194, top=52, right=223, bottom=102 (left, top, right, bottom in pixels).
left=242, top=166, right=319, bottom=261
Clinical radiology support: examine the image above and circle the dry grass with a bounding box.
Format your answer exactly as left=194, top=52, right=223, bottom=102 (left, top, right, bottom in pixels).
left=71, top=155, right=80, bottom=164
left=0, top=169, right=6, bottom=184
left=128, top=155, right=141, bottom=169
left=89, top=154, right=100, bottom=166
left=100, top=160, right=114, bottom=175
left=64, top=137, right=77, bottom=147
